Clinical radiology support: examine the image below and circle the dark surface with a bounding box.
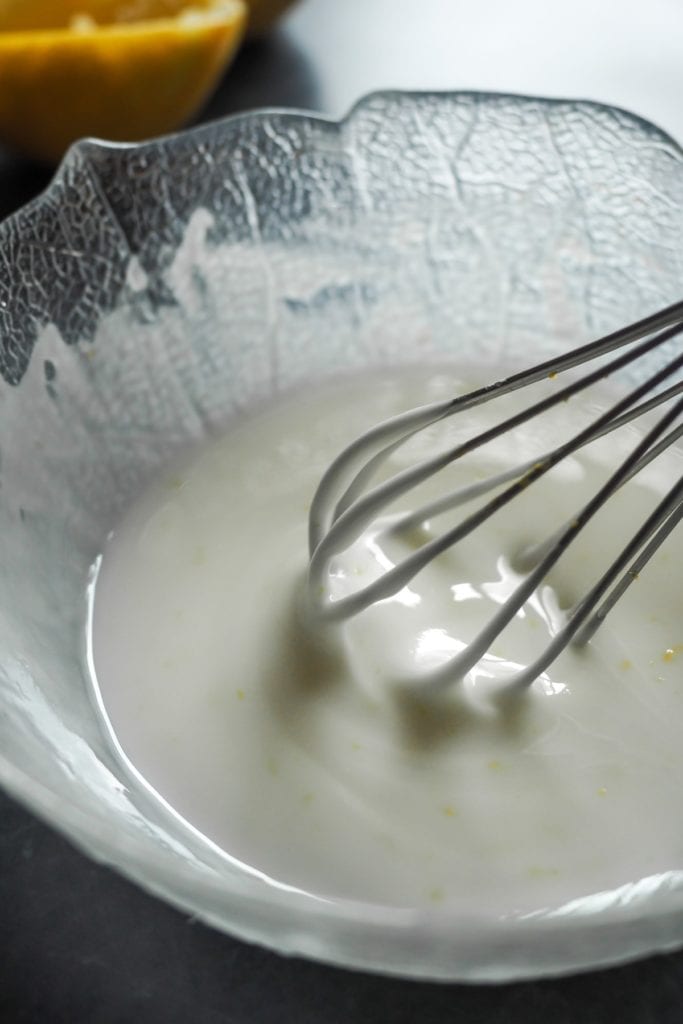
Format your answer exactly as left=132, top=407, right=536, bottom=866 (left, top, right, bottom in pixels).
left=2, top=2, right=683, bottom=1020
left=3, top=796, right=683, bottom=1024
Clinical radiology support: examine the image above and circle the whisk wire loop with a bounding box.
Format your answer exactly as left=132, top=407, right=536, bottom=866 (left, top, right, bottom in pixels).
left=308, top=300, right=683, bottom=555
left=307, top=302, right=683, bottom=690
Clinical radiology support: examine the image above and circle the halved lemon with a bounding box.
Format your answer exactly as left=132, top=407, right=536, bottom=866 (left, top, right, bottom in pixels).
left=0, top=0, right=247, bottom=163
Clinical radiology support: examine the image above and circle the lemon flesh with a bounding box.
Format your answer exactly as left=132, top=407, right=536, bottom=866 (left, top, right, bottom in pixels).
left=0, top=1, right=247, bottom=162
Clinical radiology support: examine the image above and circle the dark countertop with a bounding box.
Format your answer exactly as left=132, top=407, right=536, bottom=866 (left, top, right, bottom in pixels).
left=2, top=2, right=683, bottom=1020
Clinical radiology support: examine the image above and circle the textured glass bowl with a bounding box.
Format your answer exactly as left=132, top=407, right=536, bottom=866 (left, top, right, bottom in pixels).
left=1, top=91, right=683, bottom=982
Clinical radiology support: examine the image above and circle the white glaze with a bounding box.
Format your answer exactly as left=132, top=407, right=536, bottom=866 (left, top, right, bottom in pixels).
left=89, top=368, right=683, bottom=914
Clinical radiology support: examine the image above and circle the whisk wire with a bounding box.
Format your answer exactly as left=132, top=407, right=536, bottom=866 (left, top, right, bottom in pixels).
left=313, top=318, right=683, bottom=577
left=572, top=485, right=683, bottom=650
left=395, top=391, right=683, bottom=692
left=509, top=477, right=683, bottom=690
left=392, top=378, right=683, bottom=537
left=308, top=303, right=683, bottom=690
left=309, top=300, right=683, bottom=554
left=310, top=333, right=683, bottom=624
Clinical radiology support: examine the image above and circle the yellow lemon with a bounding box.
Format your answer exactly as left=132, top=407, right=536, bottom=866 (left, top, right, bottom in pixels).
left=0, top=0, right=247, bottom=163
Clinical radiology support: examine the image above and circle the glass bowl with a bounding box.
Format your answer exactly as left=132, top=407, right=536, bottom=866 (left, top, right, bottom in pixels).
left=1, top=91, right=683, bottom=982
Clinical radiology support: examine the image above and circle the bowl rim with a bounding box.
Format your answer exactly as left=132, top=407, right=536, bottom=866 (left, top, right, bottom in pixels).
left=5, top=86, right=683, bottom=229
left=2, top=88, right=683, bottom=982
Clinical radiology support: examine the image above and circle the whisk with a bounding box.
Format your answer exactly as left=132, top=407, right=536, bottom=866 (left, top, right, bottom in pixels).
left=307, top=300, right=683, bottom=691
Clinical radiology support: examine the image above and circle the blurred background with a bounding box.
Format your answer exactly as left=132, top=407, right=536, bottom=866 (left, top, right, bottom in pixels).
left=1, top=0, right=682, bottom=217
left=2, top=1, right=683, bottom=1021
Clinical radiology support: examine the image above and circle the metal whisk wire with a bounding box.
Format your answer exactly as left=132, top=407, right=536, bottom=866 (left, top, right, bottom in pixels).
left=307, top=300, right=683, bottom=692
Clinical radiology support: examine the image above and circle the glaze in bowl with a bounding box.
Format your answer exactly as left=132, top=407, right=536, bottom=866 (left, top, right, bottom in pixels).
left=1, top=91, right=683, bottom=981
